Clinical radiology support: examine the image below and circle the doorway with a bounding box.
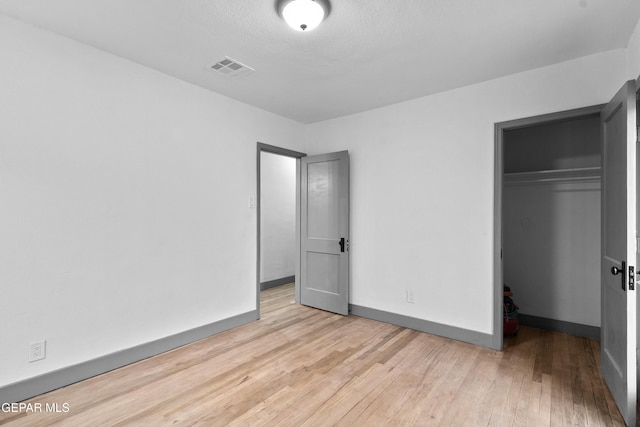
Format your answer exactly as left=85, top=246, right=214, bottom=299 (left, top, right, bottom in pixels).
left=493, top=104, right=604, bottom=350
left=256, top=143, right=306, bottom=319
left=257, top=143, right=351, bottom=317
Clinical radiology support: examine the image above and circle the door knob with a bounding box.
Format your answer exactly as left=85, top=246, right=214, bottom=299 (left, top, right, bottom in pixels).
left=611, top=261, right=627, bottom=291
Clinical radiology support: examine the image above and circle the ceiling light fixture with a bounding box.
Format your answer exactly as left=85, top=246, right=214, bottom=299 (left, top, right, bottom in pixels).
left=277, top=0, right=330, bottom=32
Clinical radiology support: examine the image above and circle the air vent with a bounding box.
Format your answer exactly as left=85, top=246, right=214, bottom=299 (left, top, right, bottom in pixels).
left=210, top=57, right=254, bottom=79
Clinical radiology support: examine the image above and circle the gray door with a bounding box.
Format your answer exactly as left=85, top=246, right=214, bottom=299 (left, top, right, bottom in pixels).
left=601, top=80, right=637, bottom=427
left=300, top=151, right=349, bottom=315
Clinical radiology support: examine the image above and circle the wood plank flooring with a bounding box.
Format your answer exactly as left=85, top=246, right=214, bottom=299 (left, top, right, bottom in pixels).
left=0, top=283, right=625, bottom=426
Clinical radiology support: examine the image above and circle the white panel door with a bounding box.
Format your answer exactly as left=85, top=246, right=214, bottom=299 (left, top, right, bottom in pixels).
left=601, top=80, right=637, bottom=427
left=300, top=151, right=349, bottom=315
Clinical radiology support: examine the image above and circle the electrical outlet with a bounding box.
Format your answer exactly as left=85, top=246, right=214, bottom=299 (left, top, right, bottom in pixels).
left=29, top=340, right=46, bottom=362
left=407, top=290, right=415, bottom=304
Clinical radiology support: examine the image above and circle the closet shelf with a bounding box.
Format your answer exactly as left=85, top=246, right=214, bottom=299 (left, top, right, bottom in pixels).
left=504, top=166, right=601, bottom=185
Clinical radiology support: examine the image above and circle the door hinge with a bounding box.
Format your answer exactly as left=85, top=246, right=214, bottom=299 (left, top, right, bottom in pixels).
left=629, top=265, right=635, bottom=291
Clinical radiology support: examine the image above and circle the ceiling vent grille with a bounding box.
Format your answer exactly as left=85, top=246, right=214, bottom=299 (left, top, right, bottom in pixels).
left=211, top=57, right=254, bottom=79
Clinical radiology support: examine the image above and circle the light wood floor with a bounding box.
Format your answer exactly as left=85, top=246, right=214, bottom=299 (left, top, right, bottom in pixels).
left=0, top=283, right=625, bottom=426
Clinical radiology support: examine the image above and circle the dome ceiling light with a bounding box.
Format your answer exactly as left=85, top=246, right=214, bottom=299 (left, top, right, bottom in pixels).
left=276, top=0, right=330, bottom=32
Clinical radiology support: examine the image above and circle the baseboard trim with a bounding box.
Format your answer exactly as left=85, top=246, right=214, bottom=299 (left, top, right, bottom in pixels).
left=260, top=276, right=295, bottom=291
left=518, top=314, right=600, bottom=340
left=0, top=310, right=257, bottom=404
left=349, top=304, right=495, bottom=349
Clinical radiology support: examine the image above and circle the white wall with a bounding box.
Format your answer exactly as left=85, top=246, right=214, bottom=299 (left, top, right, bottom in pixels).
left=260, top=152, right=296, bottom=282
left=305, top=49, right=627, bottom=335
left=627, top=17, right=640, bottom=80
left=0, top=14, right=305, bottom=387
left=503, top=179, right=601, bottom=326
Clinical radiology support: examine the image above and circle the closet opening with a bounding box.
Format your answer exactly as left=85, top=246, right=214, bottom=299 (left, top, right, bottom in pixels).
left=494, top=105, right=604, bottom=350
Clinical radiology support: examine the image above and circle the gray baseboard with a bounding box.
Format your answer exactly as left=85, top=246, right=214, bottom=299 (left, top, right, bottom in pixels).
left=0, top=310, right=257, bottom=404
left=260, top=275, right=295, bottom=291
left=518, top=313, right=600, bottom=340
left=349, top=304, right=496, bottom=349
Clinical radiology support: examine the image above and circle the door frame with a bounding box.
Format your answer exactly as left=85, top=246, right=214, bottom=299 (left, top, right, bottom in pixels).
left=636, top=76, right=640, bottom=406
left=493, top=104, right=605, bottom=350
left=256, top=142, right=306, bottom=319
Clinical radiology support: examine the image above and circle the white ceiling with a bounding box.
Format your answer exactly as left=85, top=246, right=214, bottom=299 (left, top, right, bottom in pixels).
left=1, top=0, right=639, bottom=123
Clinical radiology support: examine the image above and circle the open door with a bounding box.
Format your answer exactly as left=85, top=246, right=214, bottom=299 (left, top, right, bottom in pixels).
left=601, top=80, right=637, bottom=426
left=300, top=151, right=349, bottom=315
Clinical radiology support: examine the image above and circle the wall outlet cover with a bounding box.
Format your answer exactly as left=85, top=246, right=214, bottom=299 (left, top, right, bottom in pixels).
left=407, top=290, right=415, bottom=304
left=29, top=340, right=46, bottom=362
